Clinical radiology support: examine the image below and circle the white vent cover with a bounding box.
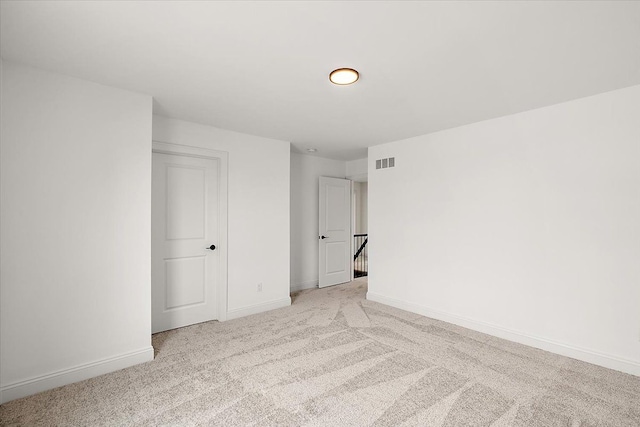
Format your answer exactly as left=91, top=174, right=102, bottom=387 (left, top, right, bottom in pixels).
left=376, top=157, right=395, bottom=169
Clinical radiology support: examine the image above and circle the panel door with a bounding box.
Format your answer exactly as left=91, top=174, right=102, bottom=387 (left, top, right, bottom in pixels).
left=152, top=153, right=219, bottom=333
left=319, top=176, right=352, bottom=288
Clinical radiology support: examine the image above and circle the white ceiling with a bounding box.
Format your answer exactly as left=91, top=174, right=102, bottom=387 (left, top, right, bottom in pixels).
left=2, top=1, right=639, bottom=160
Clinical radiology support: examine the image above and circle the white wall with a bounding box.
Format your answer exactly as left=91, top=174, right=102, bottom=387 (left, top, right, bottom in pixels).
left=353, top=182, right=362, bottom=234
left=346, top=158, right=367, bottom=182
left=368, top=85, right=640, bottom=376
left=153, top=116, right=291, bottom=317
left=1, top=62, right=154, bottom=403
left=358, top=182, right=368, bottom=234
left=353, top=182, right=368, bottom=234
left=347, top=157, right=368, bottom=234
left=290, top=153, right=346, bottom=291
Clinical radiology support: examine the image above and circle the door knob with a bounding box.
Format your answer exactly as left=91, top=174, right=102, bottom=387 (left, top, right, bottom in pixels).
left=206, top=245, right=216, bottom=250
left=320, top=235, right=328, bottom=240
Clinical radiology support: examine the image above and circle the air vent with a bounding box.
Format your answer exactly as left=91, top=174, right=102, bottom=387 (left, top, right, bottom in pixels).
left=375, top=157, right=395, bottom=170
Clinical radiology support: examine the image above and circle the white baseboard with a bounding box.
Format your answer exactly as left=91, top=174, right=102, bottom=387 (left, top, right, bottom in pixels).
left=225, top=297, right=292, bottom=321
left=366, top=292, right=640, bottom=377
left=0, top=346, right=154, bottom=404
left=290, top=280, right=318, bottom=293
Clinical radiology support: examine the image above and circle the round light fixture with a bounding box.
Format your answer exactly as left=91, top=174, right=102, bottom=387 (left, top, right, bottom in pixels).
left=329, top=68, right=359, bottom=85
left=306, top=148, right=318, bottom=153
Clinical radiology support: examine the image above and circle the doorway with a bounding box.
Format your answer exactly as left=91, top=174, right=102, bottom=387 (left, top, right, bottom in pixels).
left=352, top=181, right=368, bottom=278
left=318, top=176, right=352, bottom=288
left=151, top=142, right=228, bottom=333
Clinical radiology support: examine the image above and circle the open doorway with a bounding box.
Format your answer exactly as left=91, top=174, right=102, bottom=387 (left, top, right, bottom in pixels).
left=352, top=181, right=368, bottom=278
left=318, top=176, right=352, bottom=288
left=151, top=142, right=229, bottom=333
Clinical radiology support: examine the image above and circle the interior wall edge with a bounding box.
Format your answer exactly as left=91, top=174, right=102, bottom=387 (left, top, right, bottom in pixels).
left=367, top=292, right=640, bottom=377
left=0, top=346, right=154, bottom=404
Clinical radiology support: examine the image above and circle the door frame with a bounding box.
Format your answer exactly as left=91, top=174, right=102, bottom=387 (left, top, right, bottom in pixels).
left=351, top=186, right=357, bottom=282
left=152, top=141, right=229, bottom=321
left=318, top=176, right=353, bottom=288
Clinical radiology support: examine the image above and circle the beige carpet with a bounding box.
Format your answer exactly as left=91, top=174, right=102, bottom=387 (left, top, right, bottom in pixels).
left=2, top=278, right=639, bottom=426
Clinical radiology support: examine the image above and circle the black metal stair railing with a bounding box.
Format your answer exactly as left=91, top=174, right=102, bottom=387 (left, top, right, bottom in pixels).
left=353, top=234, right=368, bottom=278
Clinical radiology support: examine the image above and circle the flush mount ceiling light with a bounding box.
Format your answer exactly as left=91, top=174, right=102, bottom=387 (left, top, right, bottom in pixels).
left=306, top=148, right=318, bottom=153
left=329, top=68, right=359, bottom=85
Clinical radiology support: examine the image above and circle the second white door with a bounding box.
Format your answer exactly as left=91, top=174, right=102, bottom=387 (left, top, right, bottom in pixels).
left=319, top=176, right=352, bottom=288
left=152, top=152, right=219, bottom=333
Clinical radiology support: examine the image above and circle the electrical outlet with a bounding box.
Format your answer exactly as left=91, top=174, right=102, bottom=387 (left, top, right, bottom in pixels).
left=257, top=283, right=263, bottom=292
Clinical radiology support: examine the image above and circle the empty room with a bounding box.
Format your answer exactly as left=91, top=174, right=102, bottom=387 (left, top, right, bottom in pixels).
left=1, top=1, right=639, bottom=426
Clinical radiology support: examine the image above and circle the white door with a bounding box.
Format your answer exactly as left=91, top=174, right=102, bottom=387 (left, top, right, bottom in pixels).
left=152, top=152, right=219, bottom=333
left=319, top=176, right=352, bottom=288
